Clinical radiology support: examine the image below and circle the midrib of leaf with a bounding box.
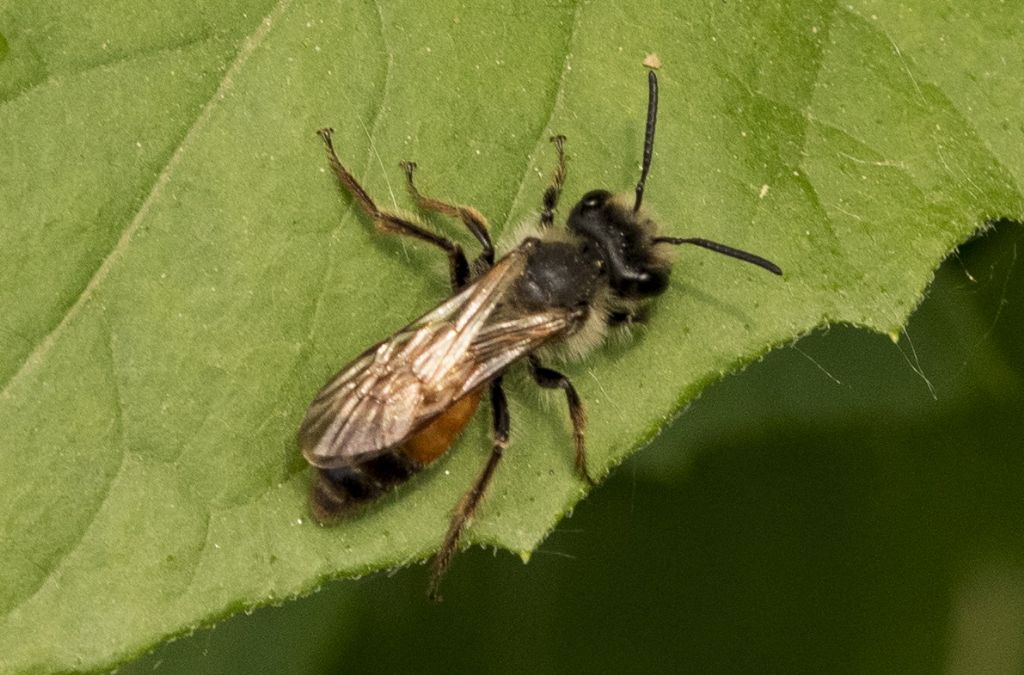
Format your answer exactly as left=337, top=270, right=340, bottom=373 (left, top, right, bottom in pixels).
left=0, top=0, right=295, bottom=405
left=0, top=0, right=295, bottom=623
left=0, top=30, right=216, bottom=107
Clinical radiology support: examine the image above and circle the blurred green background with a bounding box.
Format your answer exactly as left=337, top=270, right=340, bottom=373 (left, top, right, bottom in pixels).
left=125, top=223, right=1023, bottom=673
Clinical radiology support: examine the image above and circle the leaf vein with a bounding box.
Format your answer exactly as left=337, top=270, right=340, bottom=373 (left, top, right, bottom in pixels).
left=499, top=0, right=583, bottom=233
left=0, top=31, right=219, bottom=107
left=0, top=0, right=296, bottom=404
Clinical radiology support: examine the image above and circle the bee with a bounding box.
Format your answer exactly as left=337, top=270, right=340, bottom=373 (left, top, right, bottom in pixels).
left=300, top=72, right=782, bottom=599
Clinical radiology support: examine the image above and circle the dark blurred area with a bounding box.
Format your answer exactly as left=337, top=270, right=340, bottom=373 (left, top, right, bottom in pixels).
left=125, top=223, right=1024, bottom=674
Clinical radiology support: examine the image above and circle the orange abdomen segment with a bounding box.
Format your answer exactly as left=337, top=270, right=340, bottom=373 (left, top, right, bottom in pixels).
left=401, top=389, right=484, bottom=465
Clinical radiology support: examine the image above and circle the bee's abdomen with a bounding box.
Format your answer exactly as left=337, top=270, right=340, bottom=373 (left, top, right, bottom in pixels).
left=311, top=452, right=419, bottom=522
left=401, top=388, right=483, bottom=464
left=311, top=389, right=484, bottom=522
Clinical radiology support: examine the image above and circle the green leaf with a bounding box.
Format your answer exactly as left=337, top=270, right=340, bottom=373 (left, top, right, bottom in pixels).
left=118, top=222, right=1024, bottom=673
left=118, top=223, right=1024, bottom=673
left=1, top=1, right=1022, bottom=672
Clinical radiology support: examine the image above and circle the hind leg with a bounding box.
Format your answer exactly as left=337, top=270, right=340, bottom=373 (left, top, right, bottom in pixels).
left=428, top=377, right=510, bottom=601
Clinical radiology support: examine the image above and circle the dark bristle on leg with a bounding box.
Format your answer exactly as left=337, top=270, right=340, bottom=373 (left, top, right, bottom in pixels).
left=540, top=135, right=567, bottom=228
left=528, top=355, right=595, bottom=486
left=400, top=160, right=497, bottom=267
left=429, top=378, right=511, bottom=601
left=316, top=128, right=471, bottom=290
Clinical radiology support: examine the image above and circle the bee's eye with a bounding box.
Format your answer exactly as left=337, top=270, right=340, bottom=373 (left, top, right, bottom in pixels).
left=577, top=189, right=611, bottom=211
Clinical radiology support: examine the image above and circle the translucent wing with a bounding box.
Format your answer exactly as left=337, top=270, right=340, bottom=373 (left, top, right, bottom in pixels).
left=457, top=312, right=579, bottom=392
left=299, top=244, right=576, bottom=469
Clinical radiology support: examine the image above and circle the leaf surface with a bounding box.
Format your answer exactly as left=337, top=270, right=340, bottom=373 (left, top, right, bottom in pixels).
left=1, top=1, right=1022, bottom=671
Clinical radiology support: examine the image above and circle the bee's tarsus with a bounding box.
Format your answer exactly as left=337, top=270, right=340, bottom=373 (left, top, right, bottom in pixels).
left=540, top=135, right=568, bottom=228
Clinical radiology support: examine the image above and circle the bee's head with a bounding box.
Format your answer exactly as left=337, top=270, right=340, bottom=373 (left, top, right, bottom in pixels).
left=566, top=72, right=781, bottom=299
left=563, top=72, right=670, bottom=300
left=567, top=189, right=671, bottom=299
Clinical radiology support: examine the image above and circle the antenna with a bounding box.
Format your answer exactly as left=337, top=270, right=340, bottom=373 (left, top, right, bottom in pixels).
left=633, top=70, right=659, bottom=212
left=653, top=237, right=783, bottom=275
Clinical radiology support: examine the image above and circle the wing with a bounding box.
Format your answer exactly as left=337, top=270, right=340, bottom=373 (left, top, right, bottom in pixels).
left=455, top=311, right=579, bottom=393
left=299, top=244, right=577, bottom=469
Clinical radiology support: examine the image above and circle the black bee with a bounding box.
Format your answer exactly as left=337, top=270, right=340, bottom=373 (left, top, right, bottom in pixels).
left=300, top=72, right=782, bottom=599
